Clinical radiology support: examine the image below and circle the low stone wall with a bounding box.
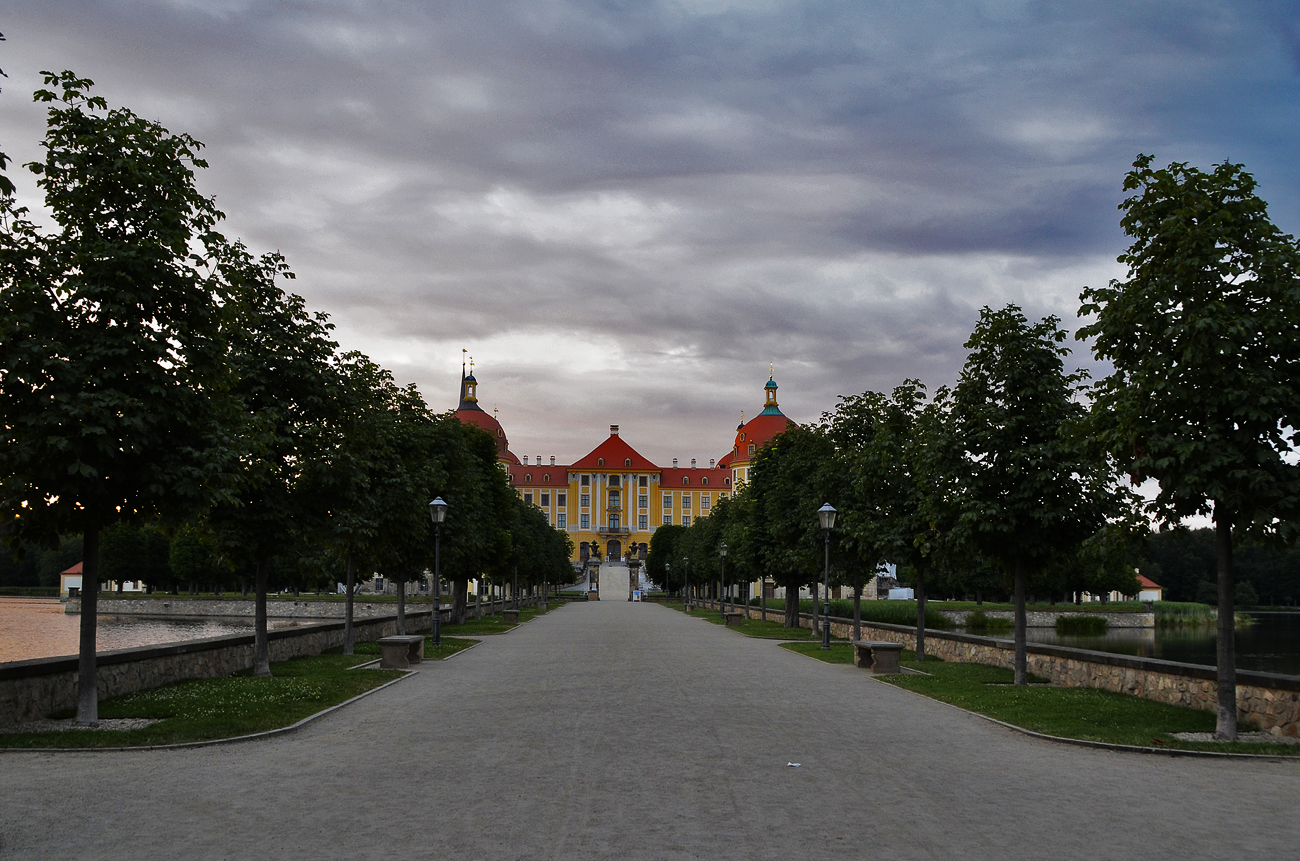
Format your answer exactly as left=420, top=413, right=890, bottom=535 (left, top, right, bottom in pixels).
left=0, top=609, right=443, bottom=729
left=65, top=597, right=497, bottom=620
left=936, top=608, right=1155, bottom=628
left=724, top=600, right=1300, bottom=737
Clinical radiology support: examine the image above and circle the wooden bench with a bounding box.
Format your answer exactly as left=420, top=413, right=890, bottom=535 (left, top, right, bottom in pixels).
left=377, top=635, right=425, bottom=669
left=502, top=609, right=520, bottom=624
left=723, top=612, right=746, bottom=627
left=852, top=640, right=904, bottom=674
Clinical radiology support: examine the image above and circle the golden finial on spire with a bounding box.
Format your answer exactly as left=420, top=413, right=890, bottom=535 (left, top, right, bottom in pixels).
left=493, top=405, right=498, bottom=419
left=470, top=356, right=475, bottom=373
left=769, top=363, right=774, bottom=380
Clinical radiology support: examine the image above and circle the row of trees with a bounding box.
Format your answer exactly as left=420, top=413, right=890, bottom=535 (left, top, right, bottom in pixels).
left=655, top=156, right=1300, bottom=740
left=0, top=72, right=572, bottom=724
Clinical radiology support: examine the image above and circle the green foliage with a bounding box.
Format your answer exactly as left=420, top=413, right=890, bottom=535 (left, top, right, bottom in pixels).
left=1079, top=156, right=1300, bottom=535
left=818, top=599, right=954, bottom=629
left=1056, top=615, right=1108, bottom=635
left=965, top=609, right=1013, bottom=633
left=1153, top=601, right=1216, bottom=627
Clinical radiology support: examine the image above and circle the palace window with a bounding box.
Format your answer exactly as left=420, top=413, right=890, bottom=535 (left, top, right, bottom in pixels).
left=581, top=514, right=590, bottom=529
left=682, top=476, right=689, bottom=485
left=682, top=495, right=691, bottom=509
left=581, top=475, right=590, bottom=486
left=598, top=458, right=605, bottom=466
left=638, top=495, right=647, bottom=509
left=541, top=493, right=550, bottom=506
left=701, top=495, right=710, bottom=510
left=639, top=476, right=647, bottom=487
left=748, top=444, right=756, bottom=456
left=580, top=494, right=590, bottom=507
left=682, top=515, right=691, bottom=527
left=663, top=495, right=672, bottom=509
left=557, top=513, right=567, bottom=529
left=609, top=490, right=620, bottom=508
left=662, top=515, right=672, bottom=526
left=525, top=473, right=532, bottom=482
left=701, top=477, right=708, bottom=485
left=558, top=493, right=566, bottom=507
left=725, top=477, right=731, bottom=486
left=543, top=474, right=550, bottom=482
left=639, top=515, right=647, bottom=530
left=524, top=492, right=533, bottom=504
left=624, top=458, right=631, bottom=466
left=610, top=514, right=620, bottom=529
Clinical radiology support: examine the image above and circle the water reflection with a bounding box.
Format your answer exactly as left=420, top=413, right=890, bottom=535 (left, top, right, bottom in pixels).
left=983, top=612, right=1300, bottom=677
left=0, top=598, right=307, bottom=663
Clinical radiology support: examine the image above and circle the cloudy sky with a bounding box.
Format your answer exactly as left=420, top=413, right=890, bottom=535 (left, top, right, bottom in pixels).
left=4, top=1, right=1298, bottom=466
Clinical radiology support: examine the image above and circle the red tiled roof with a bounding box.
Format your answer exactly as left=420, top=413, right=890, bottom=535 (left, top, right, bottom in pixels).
left=726, top=413, right=796, bottom=464
left=508, top=465, right=569, bottom=486
left=457, top=408, right=520, bottom=464
left=60, top=562, right=83, bottom=575
left=1137, top=574, right=1162, bottom=590
left=570, top=431, right=658, bottom=471
left=659, top=467, right=731, bottom=490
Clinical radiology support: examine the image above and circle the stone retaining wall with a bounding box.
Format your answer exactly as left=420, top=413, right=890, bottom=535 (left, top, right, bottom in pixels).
left=64, top=597, right=500, bottom=619
left=936, top=608, right=1154, bottom=628
left=0, top=609, right=444, bottom=729
left=723, top=601, right=1300, bottom=737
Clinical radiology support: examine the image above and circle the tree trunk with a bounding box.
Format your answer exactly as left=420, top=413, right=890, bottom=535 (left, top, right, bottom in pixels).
left=811, top=582, right=821, bottom=637
left=915, top=565, right=927, bottom=662
left=975, top=588, right=983, bottom=606
left=784, top=588, right=798, bottom=628
left=75, top=519, right=101, bottom=726
left=254, top=557, right=271, bottom=678
left=396, top=577, right=407, bottom=635
left=451, top=577, right=469, bottom=624
left=853, top=580, right=862, bottom=643
left=760, top=577, right=767, bottom=622
left=1214, top=502, right=1238, bottom=740
left=1013, top=555, right=1027, bottom=686
left=344, top=555, right=356, bottom=656
left=476, top=578, right=483, bottom=619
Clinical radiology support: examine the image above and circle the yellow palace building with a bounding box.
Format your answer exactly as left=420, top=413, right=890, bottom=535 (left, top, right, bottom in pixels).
left=455, top=364, right=796, bottom=564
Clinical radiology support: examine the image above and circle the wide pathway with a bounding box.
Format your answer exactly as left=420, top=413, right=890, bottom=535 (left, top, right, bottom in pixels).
left=2, top=601, right=1298, bottom=859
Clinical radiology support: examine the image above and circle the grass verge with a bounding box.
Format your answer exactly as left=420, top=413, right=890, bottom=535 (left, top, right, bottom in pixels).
left=0, top=633, right=481, bottom=750
left=779, top=643, right=1299, bottom=757
left=666, top=601, right=831, bottom=640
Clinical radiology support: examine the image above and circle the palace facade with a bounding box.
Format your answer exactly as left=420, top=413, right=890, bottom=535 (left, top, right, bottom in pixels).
left=454, top=365, right=796, bottom=563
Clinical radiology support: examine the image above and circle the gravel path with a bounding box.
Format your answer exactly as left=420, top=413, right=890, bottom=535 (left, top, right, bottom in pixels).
left=1, top=601, right=1298, bottom=860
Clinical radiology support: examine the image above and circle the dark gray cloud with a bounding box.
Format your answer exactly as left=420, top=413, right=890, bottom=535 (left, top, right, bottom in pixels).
left=4, top=0, right=1298, bottom=464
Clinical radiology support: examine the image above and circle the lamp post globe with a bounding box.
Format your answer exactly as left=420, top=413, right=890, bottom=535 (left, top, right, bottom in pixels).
left=818, top=504, right=836, bottom=650
left=429, top=497, right=448, bottom=646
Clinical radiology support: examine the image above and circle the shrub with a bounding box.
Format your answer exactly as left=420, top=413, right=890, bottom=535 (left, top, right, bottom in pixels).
left=965, top=609, right=1012, bottom=633
left=1056, top=614, right=1108, bottom=635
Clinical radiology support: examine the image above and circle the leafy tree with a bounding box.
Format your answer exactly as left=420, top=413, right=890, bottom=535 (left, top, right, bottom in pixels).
left=0, top=32, right=14, bottom=199
left=953, top=305, right=1124, bottom=685
left=646, top=524, right=685, bottom=591
left=207, top=242, right=340, bottom=677
left=1080, top=156, right=1300, bottom=737
left=0, top=73, right=232, bottom=723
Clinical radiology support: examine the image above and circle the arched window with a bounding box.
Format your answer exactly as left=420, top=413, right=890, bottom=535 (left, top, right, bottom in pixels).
left=543, top=473, right=550, bottom=482
left=682, top=476, right=689, bottom=485
left=624, top=458, right=631, bottom=466
left=725, top=477, right=731, bottom=486
left=497, top=429, right=503, bottom=437
left=748, top=444, right=756, bottom=456
left=525, top=473, right=532, bottom=482
left=701, top=477, right=708, bottom=485
left=598, top=458, right=604, bottom=466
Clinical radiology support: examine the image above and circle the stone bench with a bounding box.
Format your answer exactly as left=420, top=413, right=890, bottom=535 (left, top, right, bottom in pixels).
left=852, top=640, right=904, bottom=674
left=376, top=635, right=425, bottom=669
left=723, top=612, right=746, bottom=627
left=502, top=609, right=520, bottom=624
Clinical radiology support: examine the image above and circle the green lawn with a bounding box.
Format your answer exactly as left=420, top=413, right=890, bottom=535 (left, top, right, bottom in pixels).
left=0, top=634, right=481, bottom=750
left=439, top=601, right=562, bottom=636
left=664, top=601, right=833, bottom=640
left=778, top=643, right=1298, bottom=756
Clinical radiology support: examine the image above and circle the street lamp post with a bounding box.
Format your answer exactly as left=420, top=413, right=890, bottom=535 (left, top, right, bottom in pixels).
left=429, top=497, right=449, bottom=647
left=718, top=543, right=728, bottom=621
left=818, top=503, right=837, bottom=650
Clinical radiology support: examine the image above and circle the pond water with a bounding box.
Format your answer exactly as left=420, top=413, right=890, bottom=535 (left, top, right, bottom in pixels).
left=1002, top=612, right=1300, bottom=677
left=0, top=598, right=307, bottom=664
